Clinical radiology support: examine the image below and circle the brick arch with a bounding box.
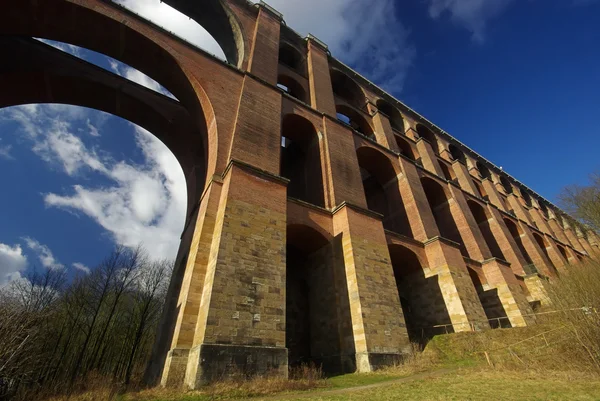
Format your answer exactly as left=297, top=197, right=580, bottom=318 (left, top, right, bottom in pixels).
left=279, top=41, right=307, bottom=75
left=163, top=0, right=247, bottom=67
left=376, top=99, right=405, bottom=132
left=330, top=68, right=367, bottom=110
left=416, top=124, right=440, bottom=154
left=0, top=0, right=224, bottom=190
left=281, top=114, right=325, bottom=207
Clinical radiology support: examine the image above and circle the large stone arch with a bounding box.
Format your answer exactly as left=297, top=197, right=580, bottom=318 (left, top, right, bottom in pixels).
left=0, top=0, right=224, bottom=184
left=163, top=0, right=247, bottom=67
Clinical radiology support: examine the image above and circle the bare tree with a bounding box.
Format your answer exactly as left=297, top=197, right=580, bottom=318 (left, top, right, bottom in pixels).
left=559, top=172, right=600, bottom=231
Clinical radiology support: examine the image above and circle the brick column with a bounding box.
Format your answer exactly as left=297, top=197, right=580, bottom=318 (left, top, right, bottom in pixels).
left=548, top=217, right=570, bottom=244
left=446, top=185, right=491, bottom=261
left=423, top=238, right=489, bottom=331
left=415, top=138, right=444, bottom=177
left=371, top=110, right=399, bottom=152
left=229, top=76, right=282, bottom=175
left=397, top=159, right=440, bottom=241
left=306, top=37, right=336, bottom=116
left=160, top=179, right=224, bottom=386
left=487, top=207, right=528, bottom=276
left=332, top=204, right=410, bottom=372
left=506, top=194, right=533, bottom=225
left=576, top=229, right=597, bottom=258
left=480, top=259, right=535, bottom=327
left=529, top=207, right=553, bottom=235
left=564, top=227, right=586, bottom=254
left=543, top=235, right=569, bottom=272
left=482, top=178, right=507, bottom=212
left=451, top=160, right=478, bottom=196
left=181, top=163, right=289, bottom=388
left=247, top=6, right=281, bottom=85
left=524, top=275, right=551, bottom=306
left=519, top=224, right=557, bottom=277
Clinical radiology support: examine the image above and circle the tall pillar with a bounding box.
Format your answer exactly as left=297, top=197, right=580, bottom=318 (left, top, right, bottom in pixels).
left=181, top=163, right=289, bottom=388
left=519, top=224, right=557, bottom=277
left=332, top=204, right=410, bottom=372
left=565, top=227, right=586, bottom=254
left=397, top=158, right=441, bottom=242
left=371, top=108, right=399, bottom=152
left=487, top=207, right=528, bottom=276
left=415, top=138, right=444, bottom=177
left=247, top=5, right=282, bottom=85
left=423, top=237, right=489, bottom=332
left=576, top=228, right=597, bottom=258
left=451, top=160, right=478, bottom=196
left=480, top=259, right=535, bottom=327
left=306, top=37, right=336, bottom=116
left=160, top=179, right=224, bottom=386
left=543, top=234, right=569, bottom=272
left=506, top=194, right=533, bottom=225
left=548, top=217, right=570, bottom=244
left=482, top=178, right=507, bottom=212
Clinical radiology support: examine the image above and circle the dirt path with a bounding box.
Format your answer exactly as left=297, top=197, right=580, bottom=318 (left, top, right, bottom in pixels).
left=250, top=367, right=456, bottom=400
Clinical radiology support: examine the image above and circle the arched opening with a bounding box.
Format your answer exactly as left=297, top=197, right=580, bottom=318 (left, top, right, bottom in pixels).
left=286, top=225, right=352, bottom=373
left=279, top=43, right=305, bottom=74
left=467, top=201, right=505, bottom=260
left=439, top=162, right=456, bottom=182
left=416, top=125, right=439, bottom=154
left=504, top=218, right=534, bottom=267
left=557, top=244, right=570, bottom=263
left=520, top=188, right=533, bottom=207
left=356, top=147, right=412, bottom=237
left=500, top=176, right=513, bottom=194
left=388, top=244, right=451, bottom=342
left=376, top=99, right=404, bottom=132
left=532, top=232, right=558, bottom=275
left=280, top=115, right=325, bottom=207
left=330, top=69, right=365, bottom=109
left=420, top=177, right=467, bottom=256
left=448, top=144, right=466, bottom=165
left=277, top=75, right=307, bottom=103
left=473, top=180, right=487, bottom=199
left=336, top=105, right=374, bottom=139
left=539, top=201, right=549, bottom=219
left=395, top=136, right=416, bottom=161
left=477, top=161, right=491, bottom=180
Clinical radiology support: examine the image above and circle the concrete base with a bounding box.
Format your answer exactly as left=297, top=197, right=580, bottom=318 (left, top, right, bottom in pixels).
left=184, top=344, right=288, bottom=388
left=355, top=352, right=405, bottom=372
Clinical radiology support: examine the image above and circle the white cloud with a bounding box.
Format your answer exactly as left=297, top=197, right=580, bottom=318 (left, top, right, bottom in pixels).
left=36, top=38, right=81, bottom=57
left=87, top=119, right=100, bottom=137
left=72, top=262, right=91, bottom=274
left=114, top=0, right=414, bottom=93
left=0, top=243, right=28, bottom=286
left=4, top=104, right=186, bottom=261
left=264, top=0, right=415, bottom=92
left=23, top=238, right=65, bottom=270
left=426, top=0, right=515, bottom=43
left=113, top=0, right=226, bottom=59
left=40, top=126, right=186, bottom=260
left=0, top=139, right=13, bottom=160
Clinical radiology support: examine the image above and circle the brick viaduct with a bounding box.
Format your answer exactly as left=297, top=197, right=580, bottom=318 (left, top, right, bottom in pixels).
left=2, top=0, right=599, bottom=389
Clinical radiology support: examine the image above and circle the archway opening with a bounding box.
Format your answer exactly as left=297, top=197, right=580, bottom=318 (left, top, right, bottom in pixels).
left=285, top=225, right=352, bottom=374
left=279, top=43, right=305, bottom=75
left=473, top=180, right=487, bottom=199
left=467, top=201, right=504, bottom=260
left=280, top=115, right=325, bottom=207
left=421, top=177, right=467, bottom=256
left=449, top=144, right=466, bottom=165
left=395, top=136, right=416, bottom=161
left=439, top=162, right=456, bottom=182
left=532, top=232, right=558, bottom=275
left=504, top=218, right=534, bottom=268
left=330, top=69, right=365, bottom=109
left=376, top=99, right=404, bottom=132
left=277, top=75, right=307, bottom=103
left=336, top=105, right=374, bottom=139
left=416, top=125, right=439, bottom=154
left=500, top=176, right=512, bottom=194
left=356, top=147, right=412, bottom=236
left=539, top=201, right=550, bottom=219
left=557, top=244, right=570, bottom=263
left=389, top=244, right=451, bottom=343
left=477, top=161, right=491, bottom=180
left=520, top=188, right=533, bottom=207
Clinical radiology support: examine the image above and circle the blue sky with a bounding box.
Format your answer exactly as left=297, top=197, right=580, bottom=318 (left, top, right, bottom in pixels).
left=1, top=0, right=599, bottom=285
